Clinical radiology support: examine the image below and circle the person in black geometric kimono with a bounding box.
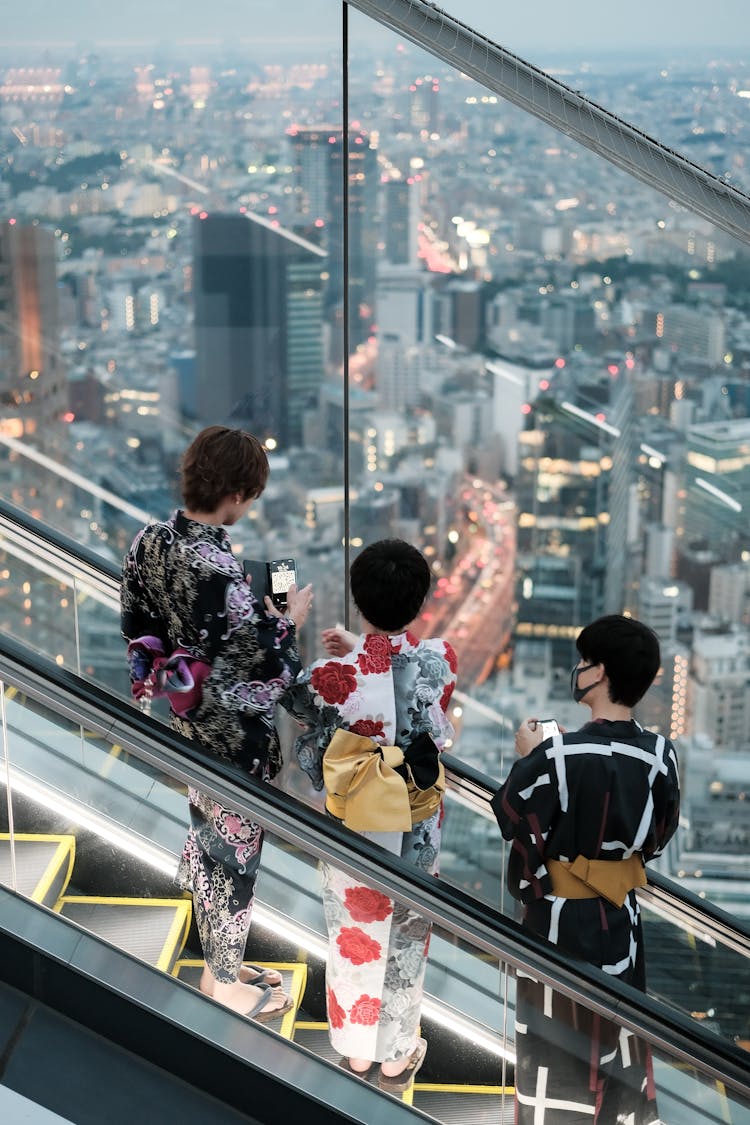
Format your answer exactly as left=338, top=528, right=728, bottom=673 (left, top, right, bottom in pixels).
left=491, top=614, right=680, bottom=1124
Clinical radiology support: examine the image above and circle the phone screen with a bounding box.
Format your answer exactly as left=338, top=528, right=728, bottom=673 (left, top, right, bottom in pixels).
left=539, top=719, right=560, bottom=741
left=268, top=558, right=297, bottom=607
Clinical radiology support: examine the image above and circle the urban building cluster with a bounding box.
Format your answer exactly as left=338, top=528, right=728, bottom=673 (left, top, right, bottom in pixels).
left=1, top=32, right=750, bottom=909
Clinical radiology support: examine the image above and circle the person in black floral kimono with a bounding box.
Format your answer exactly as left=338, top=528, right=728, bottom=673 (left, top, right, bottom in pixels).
left=121, top=426, right=312, bottom=1021
left=283, top=540, right=457, bottom=1092
left=492, top=615, right=680, bottom=1124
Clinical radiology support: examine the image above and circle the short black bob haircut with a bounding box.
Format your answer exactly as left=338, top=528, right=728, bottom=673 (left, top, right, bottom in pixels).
left=350, top=539, right=432, bottom=632
left=576, top=614, right=661, bottom=708
left=181, top=426, right=269, bottom=513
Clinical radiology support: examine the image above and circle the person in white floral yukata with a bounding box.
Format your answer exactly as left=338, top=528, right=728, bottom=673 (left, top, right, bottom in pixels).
left=121, top=426, right=312, bottom=1023
left=283, top=539, right=457, bottom=1093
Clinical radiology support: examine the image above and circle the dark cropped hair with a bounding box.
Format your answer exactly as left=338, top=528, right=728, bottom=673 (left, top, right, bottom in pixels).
left=350, top=539, right=432, bottom=632
left=181, top=426, right=269, bottom=512
left=576, top=614, right=661, bottom=707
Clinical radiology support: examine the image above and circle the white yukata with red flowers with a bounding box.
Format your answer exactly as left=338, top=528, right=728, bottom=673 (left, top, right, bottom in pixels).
left=283, top=630, right=457, bottom=1063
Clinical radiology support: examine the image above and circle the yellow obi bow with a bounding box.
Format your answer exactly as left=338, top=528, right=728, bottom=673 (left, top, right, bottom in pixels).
left=323, top=728, right=445, bottom=832
left=546, top=854, right=647, bottom=909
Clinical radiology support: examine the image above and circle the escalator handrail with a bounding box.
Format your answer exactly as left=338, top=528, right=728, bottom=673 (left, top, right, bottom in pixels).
left=0, top=495, right=122, bottom=585
left=1, top=632, right=749, bottom=1102
left=2, top=499, right=750, bottom=956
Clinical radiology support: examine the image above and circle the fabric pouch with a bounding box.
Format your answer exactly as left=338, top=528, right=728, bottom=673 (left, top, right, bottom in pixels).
left=127, top=635, right=211, bottom=718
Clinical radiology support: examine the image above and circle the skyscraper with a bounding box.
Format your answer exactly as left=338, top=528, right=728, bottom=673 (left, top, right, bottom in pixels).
left=192, top=212, right=326, bottom=448
left=289, top=124, right=378, bottom=351
left=0, top=221, right=67, bottom=450
left=680, top=418, right=750, bottom=561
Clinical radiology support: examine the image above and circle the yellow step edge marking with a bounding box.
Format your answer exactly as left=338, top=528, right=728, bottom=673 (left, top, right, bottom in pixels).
left=33, top=836, right=76, bottom=905
left=172, top=960, right=308, bottom=1040
left=415, top=1083, right=514, bottom=1094
left=0, top=834, right=76, bottom=905
left=714, top=1079, right=732, bottom=1125
left=99, top=743, right=124, bottom=780
left=156, top=901, right=192, bottom=972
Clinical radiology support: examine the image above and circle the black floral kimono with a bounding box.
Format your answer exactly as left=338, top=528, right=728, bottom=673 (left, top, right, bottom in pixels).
left=492, top=718, right=680, bottom=1125
left=121, top=511, right=301, bottom=982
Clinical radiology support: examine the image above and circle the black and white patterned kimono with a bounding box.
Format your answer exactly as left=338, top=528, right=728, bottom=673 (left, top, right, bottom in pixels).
left=491, top=718, right=680, bottom=1125
left=121, top=511, right=301, bottom=982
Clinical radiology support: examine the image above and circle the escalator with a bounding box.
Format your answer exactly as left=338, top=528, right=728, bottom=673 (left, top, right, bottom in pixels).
left=0, top=500, right=749, bottom=1122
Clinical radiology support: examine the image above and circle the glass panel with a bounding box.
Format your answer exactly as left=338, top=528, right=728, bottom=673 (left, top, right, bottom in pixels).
left=1, top=675, right=748, bottom=1122
left=1, top=0, right=749, bottom=994
left=341, top=4, right=750, bottom=925
left=0, top=0, right=348, bottom=673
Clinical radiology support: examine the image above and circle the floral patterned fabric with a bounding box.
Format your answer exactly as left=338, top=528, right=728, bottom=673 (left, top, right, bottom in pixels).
left=121, top=511, right=302, bottom=982
left=284, top=630, right=457, bottom=1062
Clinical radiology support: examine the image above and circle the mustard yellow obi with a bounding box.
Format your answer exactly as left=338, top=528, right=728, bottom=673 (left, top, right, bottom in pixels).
left=546, top=854, right=647, bottom=909
left=323, top=728, right=445, bottom=832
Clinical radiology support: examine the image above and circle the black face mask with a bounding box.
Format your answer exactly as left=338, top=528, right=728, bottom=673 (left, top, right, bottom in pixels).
left=570, top=661, right=597, bottom=703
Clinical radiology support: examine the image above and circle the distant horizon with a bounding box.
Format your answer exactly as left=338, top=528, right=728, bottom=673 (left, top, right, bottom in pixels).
left=1, top=0, right=749, bottom=59
left=0, top=39, right=747, bottom=64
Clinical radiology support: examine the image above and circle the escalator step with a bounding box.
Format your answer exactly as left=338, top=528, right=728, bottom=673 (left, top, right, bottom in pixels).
left=0, top=834, right=75, bottom=907
left=172, top=959, right=308, bottom=1040
left=57, top=897, right=191, bottom=972
left=412, top=1086, right=515, bottom=1123
left=293, top=1022, right=515, bottom=1118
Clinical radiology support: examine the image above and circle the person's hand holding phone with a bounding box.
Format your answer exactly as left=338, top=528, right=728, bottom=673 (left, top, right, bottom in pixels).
left=515, top=717, right=565, bottom=758
left=264, top=582, right=313, bottom=629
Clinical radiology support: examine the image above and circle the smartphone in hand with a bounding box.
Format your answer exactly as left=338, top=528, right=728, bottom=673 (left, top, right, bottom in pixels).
left=267, top=557, right=297, bottom=610
left=538, top=719, right=560, bottom=741
left=243, top=559, right=269, bottom=599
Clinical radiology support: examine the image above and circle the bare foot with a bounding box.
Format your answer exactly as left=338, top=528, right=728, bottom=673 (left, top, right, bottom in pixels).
left=347, top=1057, right=373, bottom=1074
left=200, top=963, right=282, bottom=995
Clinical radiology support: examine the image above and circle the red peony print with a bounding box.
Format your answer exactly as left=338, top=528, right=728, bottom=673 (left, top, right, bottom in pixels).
left=327, top=986, right=346, bottom=1030
left=349, top=718, right=386, bottom=739
left=357, top=633, right=392, bottom=675
left=344, top=885, right=393, bottom=923
left=311, top=661, right=358, bottom=705
left=337, top=926, right=381, bottom=965
left=349, top=994, right=381, bottom=1026
left=444, top=643, right=458, bottom=674
left=440, top=682, right=455, bottom=712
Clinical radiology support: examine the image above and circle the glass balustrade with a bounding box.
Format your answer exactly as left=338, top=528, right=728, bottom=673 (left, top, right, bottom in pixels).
left=0, top=651, right=749, bottom=1122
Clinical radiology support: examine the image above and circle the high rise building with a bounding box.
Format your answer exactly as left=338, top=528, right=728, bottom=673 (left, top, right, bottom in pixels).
left=289, top=124, right=378, bottom=350
left=649, top=303, right=726, bottom=367
left=408, top=74, right=440, bottom=135
left=382, top=173, right=420, bottom=267
left=690, top=623, right=750, bottom=752
left=709, top=561, right=750, bottom=627
left=0, top=221, right=68, bottom=499
left=192, top=212, right=326, bottom=448
left=680, top=419, right=750, bottom=561
left=289, top=124, right=336, bottom=226
left=513, top=372, right=640, bottom=665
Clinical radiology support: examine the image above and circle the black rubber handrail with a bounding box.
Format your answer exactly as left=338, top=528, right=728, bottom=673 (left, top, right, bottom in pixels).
left=0, top=495, right=122, bottom=583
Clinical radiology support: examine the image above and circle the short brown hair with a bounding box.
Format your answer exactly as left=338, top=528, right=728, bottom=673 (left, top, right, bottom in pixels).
left=181, top=426, right=269, bottom=512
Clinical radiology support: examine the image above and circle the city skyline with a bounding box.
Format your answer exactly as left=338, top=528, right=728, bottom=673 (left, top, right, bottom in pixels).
left=1, top=0, right=750, bottom=913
